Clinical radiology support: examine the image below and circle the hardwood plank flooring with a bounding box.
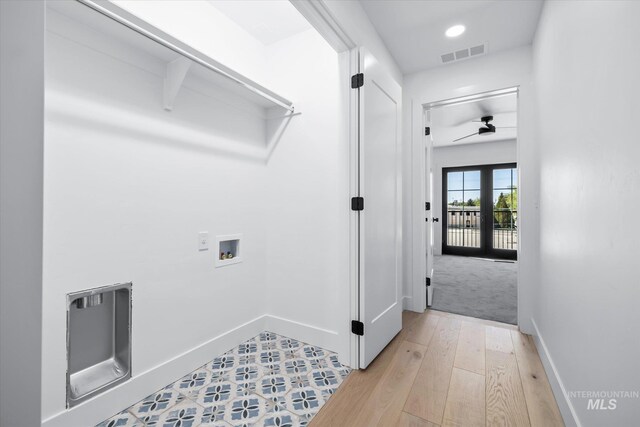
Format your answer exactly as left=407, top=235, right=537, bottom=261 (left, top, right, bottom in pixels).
left=511, top=330, right=564, bottom=427
left=396, top=412, right=440, bottom=427
left=486, top=349, right=531, bottom=427
left=404, top=316, right=461, bottom=424
left=310, top=309, right=564, bottom=427
left=404, top=310, right=441, bottom=347
left=442, top=367, right=485, bottom=427
left=454, top=321, right=486, bottom=375
left=486, top=325, right=515, bottom=353
left=351, top=340, right=427, bottom=426
left=310, top=311, right=421, bottom=426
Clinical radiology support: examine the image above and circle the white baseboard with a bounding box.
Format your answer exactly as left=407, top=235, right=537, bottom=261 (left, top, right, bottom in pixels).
left=42, top=315, right=267, bottom=427
left=402, top=295, right=413, bottom=310
left=531, top=317, right=581, bottom=427
left=264, top=314, right=339, bottom=353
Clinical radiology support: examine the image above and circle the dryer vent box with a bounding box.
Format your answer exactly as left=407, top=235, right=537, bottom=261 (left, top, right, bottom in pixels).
left=66, top=283, right=132, bottom=408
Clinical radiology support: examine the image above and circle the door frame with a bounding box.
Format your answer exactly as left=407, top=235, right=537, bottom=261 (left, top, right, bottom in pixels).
left=349, top=47, right=361, bottom=369
left=288, top=1, right=361, bottom=368
left=292, top=0, right=402, bottom=371
left=411, top=87, right=522, bottom=317
left=441, top=163, right=518, bottom=260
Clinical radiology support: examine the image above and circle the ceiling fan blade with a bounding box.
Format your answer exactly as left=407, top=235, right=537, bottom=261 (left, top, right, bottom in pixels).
left=453, top=132, right=478, bottom=142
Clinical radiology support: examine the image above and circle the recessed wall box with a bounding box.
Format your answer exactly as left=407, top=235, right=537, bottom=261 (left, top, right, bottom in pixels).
left=66, top=282, right=132, bottom=408
left=215, top=234, right=243, bottom=267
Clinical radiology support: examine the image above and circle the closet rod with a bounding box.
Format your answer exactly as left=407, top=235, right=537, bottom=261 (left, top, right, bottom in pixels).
left=76, top=0, right=295, bottom=113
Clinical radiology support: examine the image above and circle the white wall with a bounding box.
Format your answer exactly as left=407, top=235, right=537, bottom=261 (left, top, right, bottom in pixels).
left=431, top=140, right=517, bottom=255
left=42, top=10, right=268, bottom=424
left=402, top=46, right=537, bottom=327
left=0, top=2, right=45, bottom=426
left=263, top=30, right=350, bottom=359
left=531, top=1, right=640, bottom=425
left=41, top=4, right=348, bottom=426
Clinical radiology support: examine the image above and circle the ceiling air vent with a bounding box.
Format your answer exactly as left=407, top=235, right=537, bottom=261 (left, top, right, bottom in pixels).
left=441, top=43, right=487, bottom=64
left=470, top=44, right=485, bottom=56
left=455, top=49, right=469, bottom=60
left=441, top=52, right=455, bottom=63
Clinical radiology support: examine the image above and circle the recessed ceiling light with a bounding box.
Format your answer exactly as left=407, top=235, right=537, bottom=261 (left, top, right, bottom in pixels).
left=446, top=25, right=465, bottom=38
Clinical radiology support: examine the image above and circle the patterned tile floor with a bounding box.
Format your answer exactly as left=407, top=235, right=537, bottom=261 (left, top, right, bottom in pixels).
left=96, top=332, right=351, bottom=427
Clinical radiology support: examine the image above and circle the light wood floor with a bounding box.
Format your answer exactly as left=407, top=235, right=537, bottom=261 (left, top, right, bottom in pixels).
left=310, top=309, right=564, bottom=427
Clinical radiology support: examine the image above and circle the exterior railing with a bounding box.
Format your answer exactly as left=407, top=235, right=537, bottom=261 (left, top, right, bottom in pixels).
left=445, top=208, right=517, bottom=250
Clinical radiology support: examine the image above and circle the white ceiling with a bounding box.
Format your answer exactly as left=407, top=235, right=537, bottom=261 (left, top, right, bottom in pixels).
left=430, top=93, right=517, bottom=147
left=359, top=0, right=543, bottom=74
left=207, top=0, right=312, bottom=45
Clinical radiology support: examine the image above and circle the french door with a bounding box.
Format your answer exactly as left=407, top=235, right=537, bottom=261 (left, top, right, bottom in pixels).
left=442, top=163, right=518, bottom=260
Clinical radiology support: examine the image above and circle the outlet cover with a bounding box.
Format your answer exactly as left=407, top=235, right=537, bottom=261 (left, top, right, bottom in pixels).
left=198, top=232, right=209, bottom=251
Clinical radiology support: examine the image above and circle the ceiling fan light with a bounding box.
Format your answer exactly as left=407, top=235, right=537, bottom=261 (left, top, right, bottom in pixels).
left=445, top=25, right=465, bottom=38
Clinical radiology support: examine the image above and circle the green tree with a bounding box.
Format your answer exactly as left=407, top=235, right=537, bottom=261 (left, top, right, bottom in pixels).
left=464, top=197, right=481, bottom=207
left=506, top=187, right=518, bottom=211
left=494, top=192, right=512, bottom=228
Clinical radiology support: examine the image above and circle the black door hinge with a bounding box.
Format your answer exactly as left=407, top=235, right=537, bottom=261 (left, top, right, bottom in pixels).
left=425, top=202, right=430, bottom=211
left=351, top=196, right=364, bottom=211
left=425, top=126, right=430, bottom=136
left=351, top=320, right=364, bottom=336
left=351, top=73, right=364, bottom=89
left=426, top=277, right=431, bottom=286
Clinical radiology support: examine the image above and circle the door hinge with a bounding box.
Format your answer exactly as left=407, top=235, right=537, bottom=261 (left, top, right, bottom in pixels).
left=426, top=277, right=431, bottom=286
left=351, top=320, right=364, bottom=336
left=425, top=126, right=430, bottom=136
left=351, top=73, right=364, bottom=89
left=351, top=196, right=364, bottom=211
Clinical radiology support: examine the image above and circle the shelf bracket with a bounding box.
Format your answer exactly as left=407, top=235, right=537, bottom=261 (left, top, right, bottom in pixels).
left=163, top=57, right=191, bottom=111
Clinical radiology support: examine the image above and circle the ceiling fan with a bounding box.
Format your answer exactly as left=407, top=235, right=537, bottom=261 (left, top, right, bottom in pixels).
left=453, top=115, right=516, bottom=142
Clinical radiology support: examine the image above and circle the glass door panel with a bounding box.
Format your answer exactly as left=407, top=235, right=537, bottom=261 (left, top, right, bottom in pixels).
left=492, top=168, right=518, bottom=251
left=444, top=169, right=482, bottom=253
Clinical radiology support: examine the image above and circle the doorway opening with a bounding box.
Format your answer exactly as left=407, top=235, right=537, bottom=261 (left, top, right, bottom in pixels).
left=424, top=88, right=519, bottom=324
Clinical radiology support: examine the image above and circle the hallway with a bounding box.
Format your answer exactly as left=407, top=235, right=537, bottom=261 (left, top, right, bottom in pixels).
left=311, top=310, right=563, bottom=426
left=2, top=2, right=640, bottom=426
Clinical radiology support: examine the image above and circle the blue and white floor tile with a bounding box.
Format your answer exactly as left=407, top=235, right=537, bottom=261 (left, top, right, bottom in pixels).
left=282, top=358, right=310, bottom=376
left=259, top=374, right=292, bottom=398
left=145, top=400, right=204, bottom=427
left=128, top=388, right=186, bottom=422
left=255, top=410, right=301, bottom=427
left=209, top=354, right=237, bottom=375
left=224, top=394, right=270, bottom=426
left=95, top=332, right=350, bottom=427
left=276, top=337, right=302, bottom=358
left=190, top=380, right=237, bottom=407
left=96, top=410, right=144, bottom=427
left=287, top=374, right=311, bottom=391
left=285, top=387, right=326, bottom=418
left=199, top=403, right=227, bottom=426
left=173, top=367, right=216, bottom=394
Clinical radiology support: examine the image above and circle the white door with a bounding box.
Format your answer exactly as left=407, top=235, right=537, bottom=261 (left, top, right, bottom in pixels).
left=357, top=48, right=402, bottom=368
